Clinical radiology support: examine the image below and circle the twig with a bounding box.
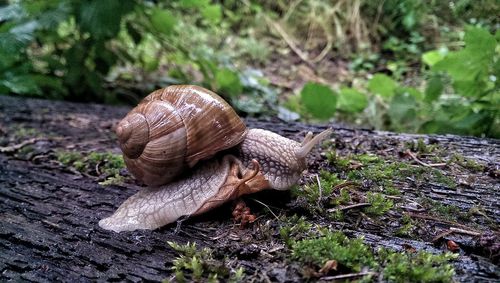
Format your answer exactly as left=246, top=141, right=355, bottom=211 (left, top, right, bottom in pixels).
left=407, top=212, right=474, bottom=230
left=250, top=198, right=280, bottom=221
left=331, top=181, right=359, bottom=191
left=267, top=19, right=312, bottom=64
left=433, top=227, right=482, bottom=242
left=321, top=271, right=377, bottom=280
left=0, top=138, right=40, bottom=153
left=326, top=202, right=371, bottom=213
left=449, top=227, right=481, bottom=236
left=432, top=230, right=454, bottom=242
left=405, top=150, right=447, bottom=167
left=316, top=174, right=322, bottom=208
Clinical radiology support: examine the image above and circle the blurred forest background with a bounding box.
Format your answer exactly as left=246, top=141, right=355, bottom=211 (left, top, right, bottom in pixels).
left=0, top=0, right=498, bottom=137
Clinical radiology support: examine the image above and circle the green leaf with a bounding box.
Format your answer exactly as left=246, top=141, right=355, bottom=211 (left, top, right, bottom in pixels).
left=179, top=0, right=210, bottom=9
left=399, top=87, right=424, bottom=101
left=368, top=74, right=397, bottom=98
left=453, top=80, right=483, bottom=97
left=300, top=82, right=337, bottom=120
left=433, top=51, right=479, bottom=81
left=425, top=76, right=443, bottom=102
left=201, top=4, right=222, bottom=24
left=0, top=3, right=25, bottom=21
left=433, top=27, right=496, bottom=82
left=1, top=74, right=41, bottom=95
left=422, top=50, right=445, bottom=67
left=215, top=68, right=242, bottom=97
left=464, top=26, right=496, bottom=59
left=388, top=92, right=417, bottom=131
left=337, top=87, right=368, bottom=113
left=78, top=0, right=134, bottom=40
left=150, top=8, right=177, bottom=35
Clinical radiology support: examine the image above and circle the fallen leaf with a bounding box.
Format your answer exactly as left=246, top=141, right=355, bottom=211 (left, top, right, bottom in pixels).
left=319, top=259, right=338, bottom=274
left=447, top=240, right=460, bottom=252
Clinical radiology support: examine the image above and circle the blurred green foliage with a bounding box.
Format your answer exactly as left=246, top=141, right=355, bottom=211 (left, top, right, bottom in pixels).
left=0, top=0, right=497, bottom=137
left=296, top=27, right=499, bottom=138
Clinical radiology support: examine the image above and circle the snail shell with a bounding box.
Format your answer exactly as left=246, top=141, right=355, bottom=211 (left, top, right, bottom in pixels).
left=116, top=85, right=247, bottom=186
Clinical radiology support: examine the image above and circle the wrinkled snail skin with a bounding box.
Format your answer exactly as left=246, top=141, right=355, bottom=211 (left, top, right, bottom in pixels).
left=99, top=85, right=332, bottom=232
left=98, top=155, right=267, bottom=232
left=98, top=129, right=330, bottom=232
left=237, top=128, right=332, bottom=190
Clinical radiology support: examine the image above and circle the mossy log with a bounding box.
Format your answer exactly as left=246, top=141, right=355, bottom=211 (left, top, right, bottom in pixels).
left=0, top=95, right=498, bottom=282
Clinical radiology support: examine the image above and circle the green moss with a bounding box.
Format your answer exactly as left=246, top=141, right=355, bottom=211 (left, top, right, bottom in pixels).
left=353, top=153, right=383, bottom=164
left=279, top=215, right=313, bottom=247
left=449, top=153, right=484, bottom=172
left=168, top=241, right=244, bottom=282
left=56, top=151, right=83, bottom=166
left=345, top=153, right=456, bottom=190
left=364, top=192, right=394, bottom=216
left=384, top=184, right=401, bottom=196
left=326, top=151, right=350, bottom=170
left=405, top=138, right=440, bottom=154
left=87, top=152, right=125, bottom=176
left=287, top=230, right=457, bottom=281
left=395, top=214, right=416, bottom=237
left=291, top=230, right=376, bottom=273
left=379, top=249, right=457, bottom=283
left=56, top=150, right=125, bottom=185
left=432, top=170, right=457, bottom=189
left=420, top=198, right=465, bottom=221
left=293, top=170, right=342, bottom=211
left=331, top=187, right=351, bottom=206
left=99, top=175, right=125, bottom=186
left=14, top=127, right=39, bottom=138
left=347, top=156, right=400, bottom=183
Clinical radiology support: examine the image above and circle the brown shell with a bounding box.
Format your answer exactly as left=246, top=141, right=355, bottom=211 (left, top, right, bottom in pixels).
left=116, top=85, right=247, bottom=186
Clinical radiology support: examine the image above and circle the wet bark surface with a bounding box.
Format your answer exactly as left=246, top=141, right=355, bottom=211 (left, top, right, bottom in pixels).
left=0, top=95, right=498, bottom=282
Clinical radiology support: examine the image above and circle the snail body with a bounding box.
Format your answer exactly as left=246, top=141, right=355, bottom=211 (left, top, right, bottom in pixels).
left=99, top=85, right=330, bottom=232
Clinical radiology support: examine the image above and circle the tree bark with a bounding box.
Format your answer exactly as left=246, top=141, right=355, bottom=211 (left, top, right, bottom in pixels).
left=0, top=95, right=498, bottom=282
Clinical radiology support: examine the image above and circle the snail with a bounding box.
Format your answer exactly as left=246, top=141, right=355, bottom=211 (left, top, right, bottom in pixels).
left=99, top=85, right=331, bottom=232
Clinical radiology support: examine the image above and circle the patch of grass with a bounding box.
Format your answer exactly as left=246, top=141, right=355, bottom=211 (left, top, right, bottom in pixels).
left=168, top=241, right=244, bottom=283
left=364, top=192, right=393, bottom=216
left=291, top=230, right=376, bottom=273
left=379, top=248, right=457, bottom=282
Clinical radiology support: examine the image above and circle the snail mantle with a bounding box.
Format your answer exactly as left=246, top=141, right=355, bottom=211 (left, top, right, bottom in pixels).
left=99, top=85, right=331, bottom=232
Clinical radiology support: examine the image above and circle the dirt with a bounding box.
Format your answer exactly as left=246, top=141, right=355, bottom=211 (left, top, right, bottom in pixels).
left=0, top=95, right=499, bottom=282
